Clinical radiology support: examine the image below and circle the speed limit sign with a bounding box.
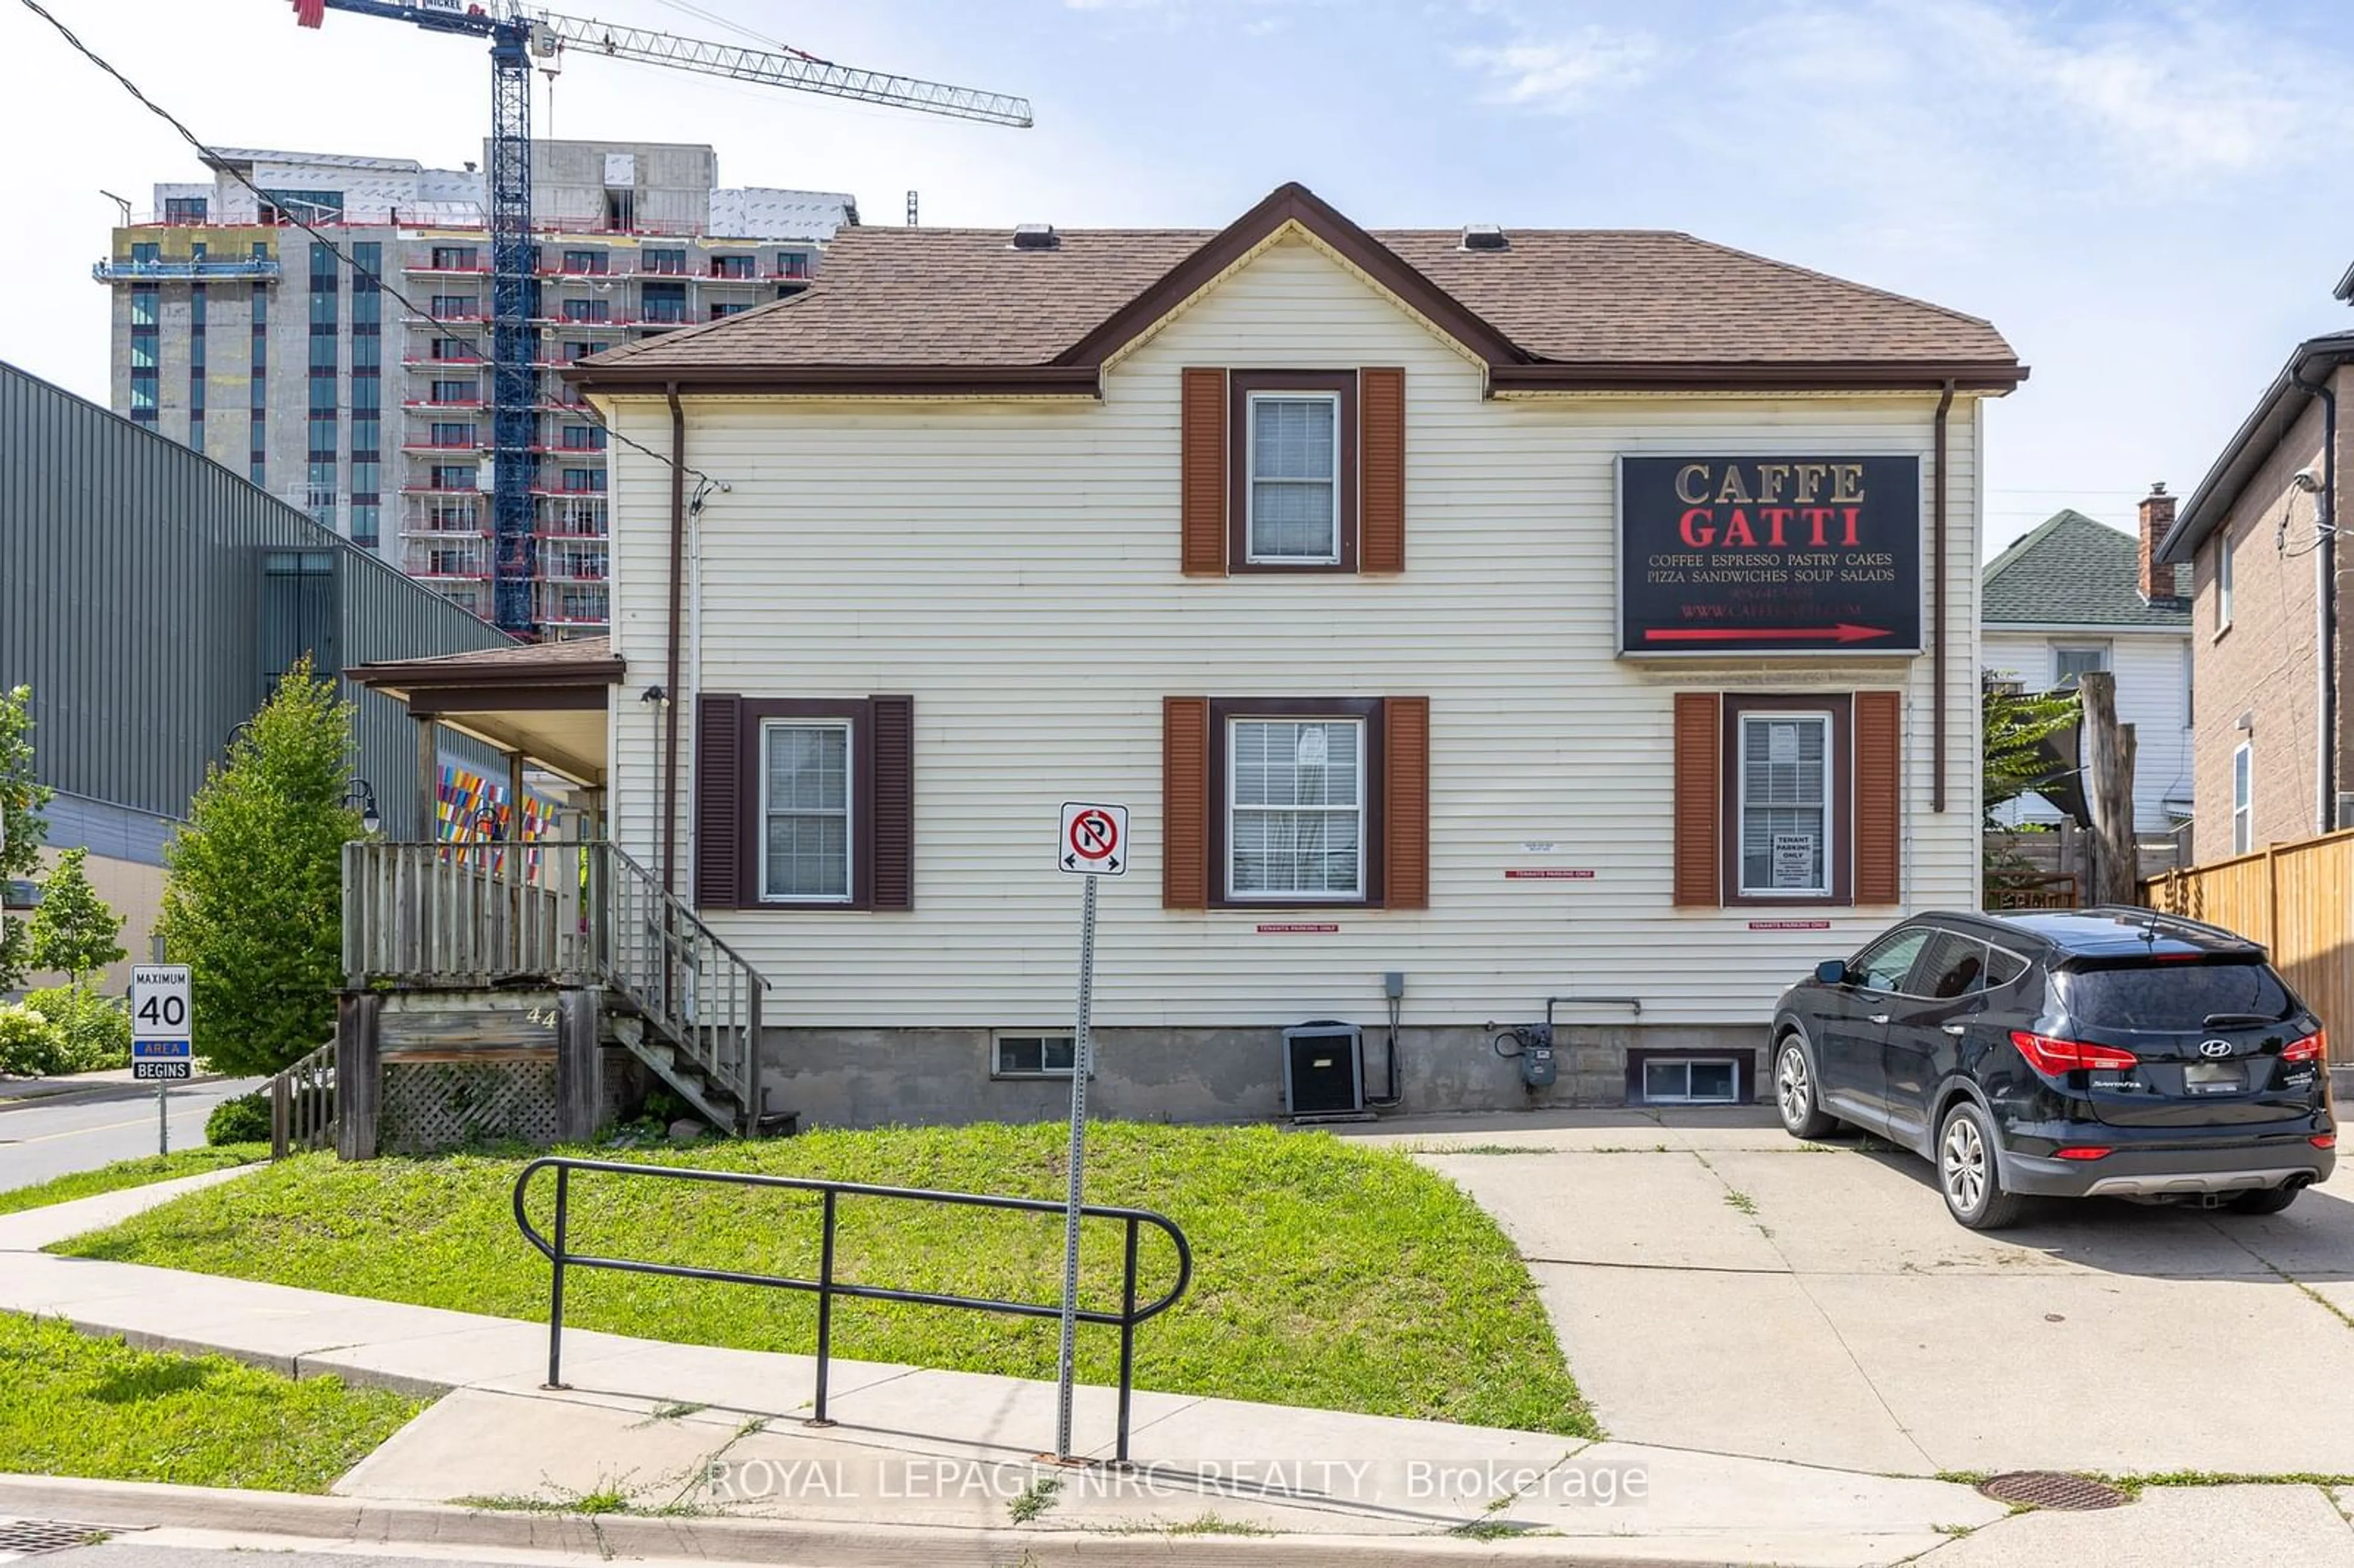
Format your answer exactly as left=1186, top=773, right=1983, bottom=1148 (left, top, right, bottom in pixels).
left=131, top=964, right=191, bottom=1039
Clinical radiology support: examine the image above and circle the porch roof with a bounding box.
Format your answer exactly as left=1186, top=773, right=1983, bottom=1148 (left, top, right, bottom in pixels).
left=348, top=636, right=619, bottom=786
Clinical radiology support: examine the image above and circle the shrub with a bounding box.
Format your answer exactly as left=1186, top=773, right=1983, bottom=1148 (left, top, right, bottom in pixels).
left=156, top=658, right=361, bottom=1076
left=23, top=987, right=131, bottom=1073
left=207, top=1092, right=274, bottom=1147
left=0, top=1002, right=63, bottom=1077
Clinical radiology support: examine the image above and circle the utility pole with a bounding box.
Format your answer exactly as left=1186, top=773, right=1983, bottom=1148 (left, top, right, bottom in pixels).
left=2079, top=671, right=2139, bottom=904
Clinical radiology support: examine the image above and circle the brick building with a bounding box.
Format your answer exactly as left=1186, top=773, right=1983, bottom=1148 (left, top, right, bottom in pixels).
left=2157, top=331, right=2354, bottom=861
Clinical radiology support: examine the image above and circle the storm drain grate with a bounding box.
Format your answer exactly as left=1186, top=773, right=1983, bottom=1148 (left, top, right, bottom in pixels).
left=1978, top=1471, right=2130, bottom=1511
left=0, top=1518, right=112, bottom=1553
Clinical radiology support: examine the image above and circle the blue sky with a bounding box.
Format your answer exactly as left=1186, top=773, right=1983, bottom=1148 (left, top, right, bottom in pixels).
left=4, top=0, right=2349, bottom=555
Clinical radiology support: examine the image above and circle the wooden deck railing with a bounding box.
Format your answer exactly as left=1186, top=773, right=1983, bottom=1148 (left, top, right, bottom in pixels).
left=341, top=840, right=764, bottom=1124
left=2143, top=829, right=2354, bottom=1065
left=269, top=1040, right=336, bottom=1159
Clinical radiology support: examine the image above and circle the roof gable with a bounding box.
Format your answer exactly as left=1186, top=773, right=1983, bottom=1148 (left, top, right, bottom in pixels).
left=1983, top=510, right=2189, bottom=628
left=573, top=181, right=2025, bottom=397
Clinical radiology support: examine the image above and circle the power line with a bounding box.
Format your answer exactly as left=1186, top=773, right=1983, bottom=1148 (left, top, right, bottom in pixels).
left=16, top=0, right=725, bottom=498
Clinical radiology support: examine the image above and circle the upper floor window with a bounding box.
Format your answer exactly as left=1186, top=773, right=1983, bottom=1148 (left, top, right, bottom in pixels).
left=2233, top=741, right=2253, bottom=855
left=642, top=248, right=687, bottom=275
left=1247, top=393, right=1342, bottom=565
left=777, top=250, right=811, bottom=280
left=2218, top=528, right=2235, bottom=631
left=1182, top=368, right=1400, bottom=577
left=2052, top=645, right=2108, bottom=689
left=430, top=245, right=478, bottom=270
left=562, top=249, right=608, bottom=274
left=711, top=254, right=756, bottom=279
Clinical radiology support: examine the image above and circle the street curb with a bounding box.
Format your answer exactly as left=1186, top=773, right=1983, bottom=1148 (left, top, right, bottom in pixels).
left=0, top=1474, right=1766, bottom=1567
left=0, top=1075, right=228, bottom=1113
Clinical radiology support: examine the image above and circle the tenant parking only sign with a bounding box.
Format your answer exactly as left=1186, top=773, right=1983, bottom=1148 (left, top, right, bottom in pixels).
left=1618, top=456, right=1922, bottom=657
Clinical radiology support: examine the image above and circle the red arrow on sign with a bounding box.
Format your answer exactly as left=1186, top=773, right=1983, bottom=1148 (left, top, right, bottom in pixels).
left=1645, top=623, right=1891, bottom=644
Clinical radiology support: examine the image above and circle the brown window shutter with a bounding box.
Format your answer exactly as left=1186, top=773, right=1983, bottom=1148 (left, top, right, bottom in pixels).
left=1672, top=692, right=1721, bottom=908
left=1383, top=695, right=1429, bottom=908
left=1854, top=690, right=1902, bottom=904
left=869, top=694, right=914, bottom=910
left=694, top=692, right=742, bottom=909
left=1360, top=367, right=1405, bottom=573
left=1164, top=697, right=1210, bottom=908
left=1181, top=368, right=1227, bottom=576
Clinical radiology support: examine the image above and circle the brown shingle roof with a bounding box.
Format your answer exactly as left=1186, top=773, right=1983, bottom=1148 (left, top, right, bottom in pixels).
left=348, top=635, right=622, bottom=690
left=576, top=183, right=2020, bottom=392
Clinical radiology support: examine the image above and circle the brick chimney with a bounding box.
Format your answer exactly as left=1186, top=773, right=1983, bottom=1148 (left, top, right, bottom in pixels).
left=2138, top=482, right=2178, bottom=602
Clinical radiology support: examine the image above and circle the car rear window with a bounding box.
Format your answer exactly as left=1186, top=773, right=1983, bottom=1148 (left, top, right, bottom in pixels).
left=2056, top=960, right=2295, bottom=1030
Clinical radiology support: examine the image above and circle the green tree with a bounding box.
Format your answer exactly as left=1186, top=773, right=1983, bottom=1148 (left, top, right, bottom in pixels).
left=0, top=684, right=54, bottom=993
left=1983, top=674, right=2082, bottom=828
left=156, top=659, right=361, bottom=1075
left=27, top=848, right=127, bottom=993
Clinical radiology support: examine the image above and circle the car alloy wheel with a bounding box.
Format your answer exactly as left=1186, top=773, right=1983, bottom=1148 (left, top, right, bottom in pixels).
left=1941, top=1115, right=1987, bottom=1212
left=1774, top=1037, right=1835, bottom=1138
left=1936, top=1102, right=2025, bottom=1230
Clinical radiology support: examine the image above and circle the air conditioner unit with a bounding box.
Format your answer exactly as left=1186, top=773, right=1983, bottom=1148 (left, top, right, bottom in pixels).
left=1282, top=1020, right=1368, bottom=1121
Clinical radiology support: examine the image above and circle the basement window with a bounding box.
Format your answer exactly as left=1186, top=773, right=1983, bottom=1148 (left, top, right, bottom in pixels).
left=1640, top=1058, right=1741, bottom=1105
left=992, top=1033, right=1080, bottom=1078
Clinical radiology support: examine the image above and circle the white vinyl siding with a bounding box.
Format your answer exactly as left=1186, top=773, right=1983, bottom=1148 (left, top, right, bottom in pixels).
left=760, top=720, right=851, bottom=902
left=1984, top=628, right=2192, bottom=833
left=1737, top=713, right=1832, bottom=897
left=604, top=234, right=1984, bottom=1029
left=1228, top=717, right=1363, bottom=899
left=1246, top=392, right=1340, bottom=561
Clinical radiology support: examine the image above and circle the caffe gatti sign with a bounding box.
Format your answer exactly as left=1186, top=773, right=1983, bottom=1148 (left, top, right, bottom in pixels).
left=1617, top=456, right=1922, bottom=657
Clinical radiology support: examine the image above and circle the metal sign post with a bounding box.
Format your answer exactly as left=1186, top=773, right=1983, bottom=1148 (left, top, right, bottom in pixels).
left=1053, top=802, right=1127, bottom=1461
left=130, top=964, right=193, bottom=1154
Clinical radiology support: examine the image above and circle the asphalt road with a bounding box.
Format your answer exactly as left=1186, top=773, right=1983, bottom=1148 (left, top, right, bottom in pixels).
left=0, top=1077, right=265, bottom=1190
left=4, top=1540, right=653, bottom=1567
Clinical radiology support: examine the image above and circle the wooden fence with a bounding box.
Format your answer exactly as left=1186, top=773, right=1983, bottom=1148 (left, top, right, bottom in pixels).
left=2143, top=829, right=2354, bottom=1065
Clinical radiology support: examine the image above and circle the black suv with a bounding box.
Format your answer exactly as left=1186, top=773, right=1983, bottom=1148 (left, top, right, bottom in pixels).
left=1770, top=908, right=2336, bottom=1228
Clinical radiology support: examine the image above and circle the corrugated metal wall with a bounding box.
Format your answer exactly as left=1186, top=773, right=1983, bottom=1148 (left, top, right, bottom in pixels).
left=1, top=360, right=512, bottom=841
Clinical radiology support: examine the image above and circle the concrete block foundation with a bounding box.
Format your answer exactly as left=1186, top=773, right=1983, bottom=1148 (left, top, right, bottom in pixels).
left=759, top=1024, right=1770, bottom=1129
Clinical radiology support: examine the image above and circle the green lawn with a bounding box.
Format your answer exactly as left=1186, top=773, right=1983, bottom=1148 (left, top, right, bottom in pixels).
left=0, top=1311, right=423, bottom=1491
left=53, top=1122, right=1595, bottom=1436
left=0, top=1144, right=269, bottom=1218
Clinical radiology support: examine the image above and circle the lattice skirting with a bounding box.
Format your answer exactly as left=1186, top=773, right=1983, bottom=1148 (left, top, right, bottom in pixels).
left=380, top=1057, right=562, bottom=1155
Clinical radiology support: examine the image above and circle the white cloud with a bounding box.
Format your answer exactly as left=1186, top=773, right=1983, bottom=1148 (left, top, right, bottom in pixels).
left=1453, top=26, right=1662, bottom=113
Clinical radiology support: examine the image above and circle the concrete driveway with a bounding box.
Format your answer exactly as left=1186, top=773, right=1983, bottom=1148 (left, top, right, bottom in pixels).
left=1349, top=1109, right=2354, bottom=1477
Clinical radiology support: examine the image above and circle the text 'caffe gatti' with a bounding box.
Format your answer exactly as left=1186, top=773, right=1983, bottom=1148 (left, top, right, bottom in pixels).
left=1618, top=457, right=1923, bottom=657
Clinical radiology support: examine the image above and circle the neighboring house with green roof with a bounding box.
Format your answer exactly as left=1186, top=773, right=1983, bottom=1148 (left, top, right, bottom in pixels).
left=1983, top=498, right=2193, bottom=834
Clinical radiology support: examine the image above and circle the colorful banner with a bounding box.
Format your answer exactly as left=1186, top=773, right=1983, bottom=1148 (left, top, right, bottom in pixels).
left=435, top=763, right=557, bottom=875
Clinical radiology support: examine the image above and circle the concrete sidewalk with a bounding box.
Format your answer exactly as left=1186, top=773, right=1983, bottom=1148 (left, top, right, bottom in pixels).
left=5, top=1163, right=2352, bottom=1567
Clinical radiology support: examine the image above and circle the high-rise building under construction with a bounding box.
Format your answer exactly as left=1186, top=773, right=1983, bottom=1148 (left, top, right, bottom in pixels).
left=95, top=140, right=855, bottom=635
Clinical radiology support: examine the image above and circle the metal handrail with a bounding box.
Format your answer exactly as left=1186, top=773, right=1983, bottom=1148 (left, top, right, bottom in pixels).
left=511, top=1156, right=1193, bottom=1463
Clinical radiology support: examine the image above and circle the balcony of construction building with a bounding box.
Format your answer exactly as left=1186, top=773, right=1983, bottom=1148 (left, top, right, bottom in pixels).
left=533, top=581, right=611, bottom=628
left=401, top=498, right=488, bottom=538
left=93, top=254, right=283, bottom=283
left=538, top=497, right=608, bottom=538
left=402, top=539, right=493, bottom=581
left=538, top=541, right=610, bottom=582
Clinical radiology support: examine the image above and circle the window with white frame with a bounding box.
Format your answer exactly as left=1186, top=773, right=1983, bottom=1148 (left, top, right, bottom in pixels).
left=1642, top=1058, right=1740, bottom=1104
left=1246, top=393, right=1341, bottom=563
left=2218, top=532, right=2234, bottom=630
left=992, top=1033, right=1080, bottom=1078
left=2232, top=741, right=2253, bottom=856
left=1739, top=712, right=1832, bottom=897
left=1228, top=717, right=1363, bottom=898
left=760, top=720, right=851, bottom=901
left=2052, top=645, right=2108, bottom=688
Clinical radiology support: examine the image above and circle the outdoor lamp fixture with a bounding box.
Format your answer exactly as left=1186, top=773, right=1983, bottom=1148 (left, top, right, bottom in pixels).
left=640, top=684, right=668, bottom=705
left=471, top=806, right=505, bottom=841
left=343, top=780, right=383, bottom=835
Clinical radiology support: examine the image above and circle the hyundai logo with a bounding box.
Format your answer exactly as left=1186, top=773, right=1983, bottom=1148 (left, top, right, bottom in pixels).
left=2198, top=1039, right=2235, bottom=1059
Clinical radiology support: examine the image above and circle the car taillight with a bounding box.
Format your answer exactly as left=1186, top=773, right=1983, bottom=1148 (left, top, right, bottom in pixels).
left=2055, top=1146, right=2112, bottom=1160
left=2010, top=1030, right=2139, bottom=1074
left=2283, top=1032, right=2327, bottom=1064
left=2312, top=1134, right=2337, bottom=1150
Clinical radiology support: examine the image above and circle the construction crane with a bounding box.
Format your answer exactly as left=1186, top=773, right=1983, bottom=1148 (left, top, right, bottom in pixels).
left=290, top=1, right=1031, bottom=635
